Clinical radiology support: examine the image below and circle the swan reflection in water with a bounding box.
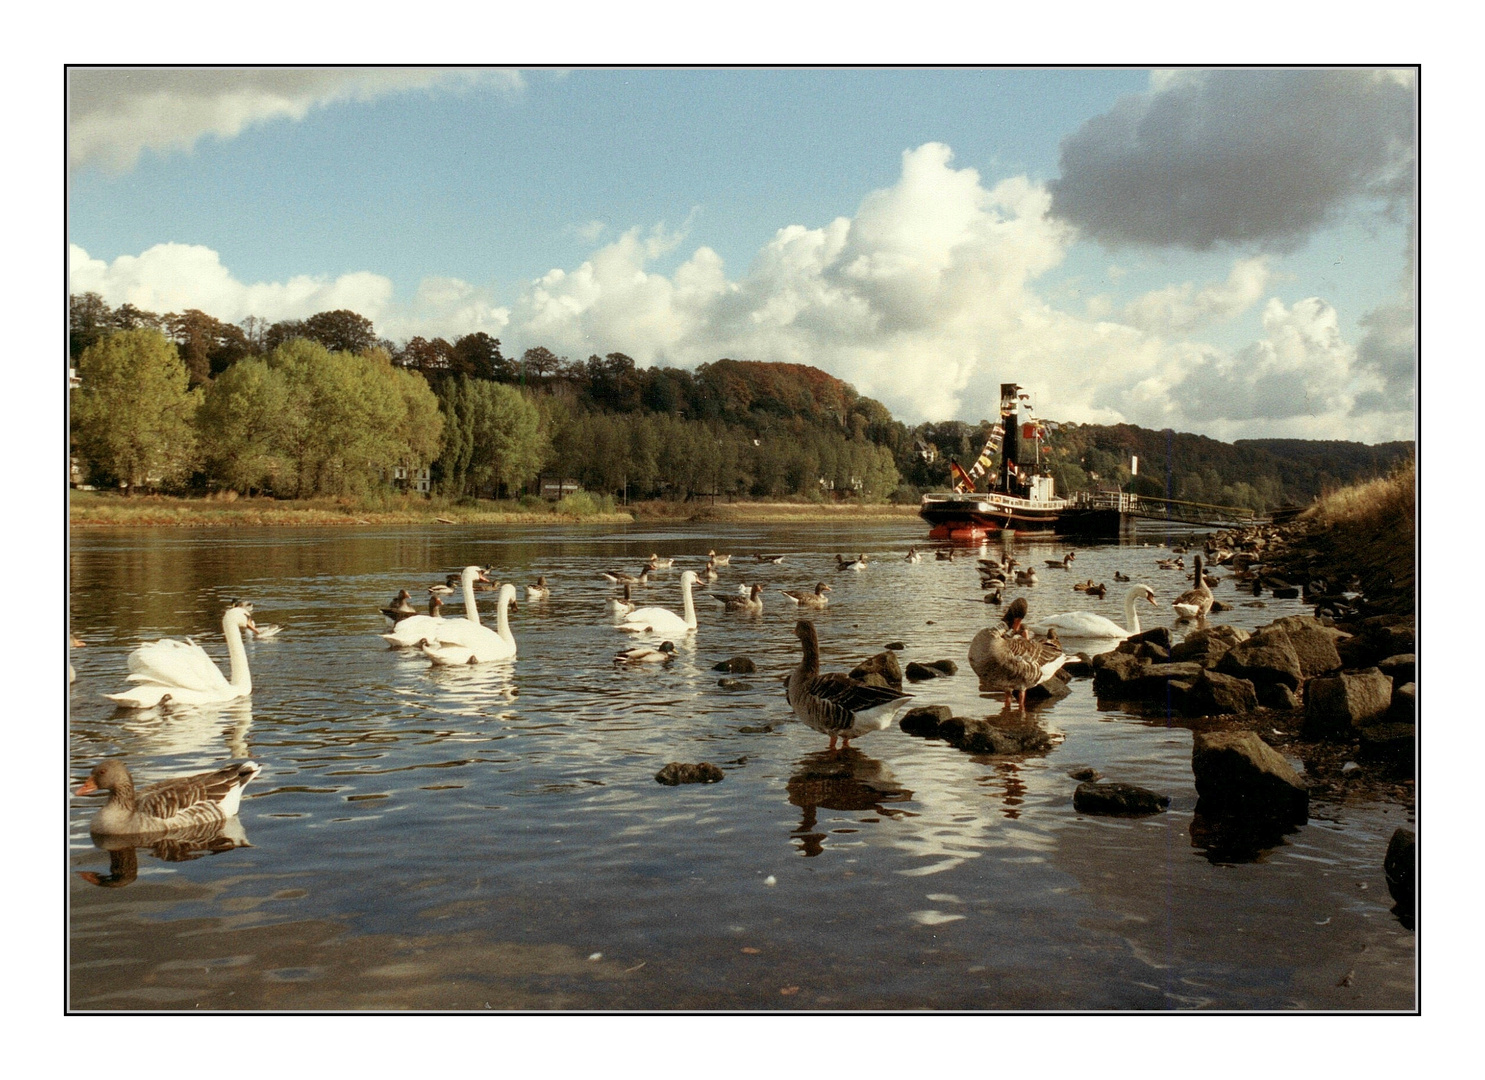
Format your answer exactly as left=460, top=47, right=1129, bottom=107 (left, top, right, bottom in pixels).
left=117, top=698, right=254, bottom=760
left=424, top=658, right=518, bottom=716
left=79, top=816, right=252, bottom=888
left=786, top=749, right=914, bottom=857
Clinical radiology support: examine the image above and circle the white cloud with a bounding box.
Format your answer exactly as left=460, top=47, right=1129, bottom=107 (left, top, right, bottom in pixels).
left=70, top=141, right=1413, bottom=443
left=68, top=242, right=509, bottom=343
left=68, top=68, right=524, bottom=172
left=1122, top=256, right=1271, bottom=334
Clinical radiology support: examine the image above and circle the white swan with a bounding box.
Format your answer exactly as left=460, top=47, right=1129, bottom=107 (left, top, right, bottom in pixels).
left=104, top=606, right=257, bottom=709
left=382, top=565, right=487, bottom=648
left=422, top=584, right=518, bottom=665
left=616, top=570, right=699, bottom=636
left=1032, top=584, right=1157, bottom=643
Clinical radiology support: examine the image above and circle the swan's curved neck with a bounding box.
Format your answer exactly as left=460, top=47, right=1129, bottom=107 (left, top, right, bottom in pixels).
left=681, top=576, right=697, bottom=628
left=463, top=571, right=482, bottom=623
left=1124, top=590, right=1142, bottom=635
left=222, top=614, right=252, bottom=691
left=496, top=588, right=514, bottom=644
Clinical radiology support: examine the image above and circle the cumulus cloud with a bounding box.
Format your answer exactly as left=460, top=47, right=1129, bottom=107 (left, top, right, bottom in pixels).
left=68, top=68, right=524, bottom=172
left=68, top=242, right=509, bottom=343
left=71, top=140, right=1413, bottom=442
left=1122, top=256, right=1271, bottom=334
left=1050, top=69, right=1416, bottom=250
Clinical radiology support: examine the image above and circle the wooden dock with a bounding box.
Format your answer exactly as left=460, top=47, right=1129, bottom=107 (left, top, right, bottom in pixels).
left=1066, top=490, right=1265, bottom=530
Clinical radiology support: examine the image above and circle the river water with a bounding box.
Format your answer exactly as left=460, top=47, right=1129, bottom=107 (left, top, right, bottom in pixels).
left=66, top=521, right=1416, bottom=1011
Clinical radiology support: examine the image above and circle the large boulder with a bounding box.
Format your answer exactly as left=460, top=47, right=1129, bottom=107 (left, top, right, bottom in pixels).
left=1378, top=654, right=1416, bottom=686
left=899, top=705, right=952, bottom=738
left=1303, top=668, right=1394, bottom=739
left=1217, top=627, right=1304, bottom=692
left=1127, top=662, right=1206, bottom=702
left=1358, top=722, right=1415, bottom=769
left=1026, top=669, right=1073, bottom=703
left=939, top=716, right=1055, bottom=755
left=1121, top=626, right=1173, bottom=652
left=1073, top=781, right=1170, bottom=816
left=905, top=660, right=956, bottom=682
left=1388, top=681, right=1416, bottom=723
left=1092, top=650, right=1146, bottom=698
left=1191, top=731, right=1309, bottom=824
left=851, top=651, right=903, bottom=689
left=1384, top=827, right=1416, bottom=925
left=1170, top=624, right=1249, bottom=668
left=1179, top=669, right=1259, bottom=716
left=1267, top=616, right=1346, bottom=678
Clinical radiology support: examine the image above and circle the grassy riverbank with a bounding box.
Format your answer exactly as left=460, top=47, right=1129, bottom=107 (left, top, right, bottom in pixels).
left=68, top=490, right=919, bottom=528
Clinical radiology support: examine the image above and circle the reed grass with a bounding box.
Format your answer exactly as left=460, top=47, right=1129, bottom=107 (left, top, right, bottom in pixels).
left=1302, top=458, right=1416, bottom=533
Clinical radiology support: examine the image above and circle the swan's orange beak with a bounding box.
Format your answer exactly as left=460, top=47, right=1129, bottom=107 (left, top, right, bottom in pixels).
left=75, top=778, right=98, bottom=796
left=477, top=571, right=492, bottom=584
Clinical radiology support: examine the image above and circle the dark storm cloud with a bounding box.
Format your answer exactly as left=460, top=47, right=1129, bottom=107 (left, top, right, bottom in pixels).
left=1049, top=69, right=1415, bottom=250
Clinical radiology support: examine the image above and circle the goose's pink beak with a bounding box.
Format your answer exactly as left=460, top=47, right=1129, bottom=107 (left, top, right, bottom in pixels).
left=75, top=778, right=98, bottom=796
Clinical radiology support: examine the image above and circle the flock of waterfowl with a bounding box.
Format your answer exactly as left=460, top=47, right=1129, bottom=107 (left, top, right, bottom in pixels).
left=74, top=537, right=1238, bottom=840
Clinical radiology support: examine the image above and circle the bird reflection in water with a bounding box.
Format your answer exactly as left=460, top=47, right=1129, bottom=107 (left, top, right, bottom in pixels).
left=977, top=761, right=1029, bottom=820
left=118, top=698, right=254, bottom=760
left=785, top=749, right=913, bottom=857
left=426, top=659, right=518, bottom=716
left=79, top=817, right=251, bottom=888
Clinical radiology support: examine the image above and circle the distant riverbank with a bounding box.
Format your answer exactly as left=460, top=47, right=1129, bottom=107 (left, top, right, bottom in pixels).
left=68, top=491, right=920, bottom=528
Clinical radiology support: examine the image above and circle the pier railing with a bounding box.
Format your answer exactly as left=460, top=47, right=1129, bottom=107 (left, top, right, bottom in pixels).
left=1068, top=490, right=1264, bottom=528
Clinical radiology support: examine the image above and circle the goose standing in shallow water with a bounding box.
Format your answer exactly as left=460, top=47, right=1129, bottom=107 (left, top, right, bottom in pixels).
left=616, top=570, right=700, bottom=636
left=1173, top=555, right=1215, bottom=620
left=714, top=582, right=764, bottom=613
left=1032, top=584, right=1156, bottom=644
left=75, top=758, right=261, bottom=837
left=787, top=620, right=912, bottom=751
left=968, top=598, right=1068, bottom=711
left=781, top=582, right=831, bottom=608
left=105, top=605, right=257, bottom=709
left=422, top=583, right=518, bottom=665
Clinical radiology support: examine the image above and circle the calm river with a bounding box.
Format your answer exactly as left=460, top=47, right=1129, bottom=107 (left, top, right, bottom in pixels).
left=67, top=520, right=1416, bottom=1010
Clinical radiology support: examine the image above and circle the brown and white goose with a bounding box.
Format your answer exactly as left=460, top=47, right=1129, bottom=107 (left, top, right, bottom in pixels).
left=968, top=597, right=1069, bottom=710
left=1172, top=555, right=1215, bottom=620
left=380, top=589, right=417, bottom=622
left=602, top=568, right=649, bottom=587
left=526, top=575, right=550, bottom=601
left=787, top=620, right=912, bottom=751
left=75, top=759, right=261, bottom=838
left=714, top=582, right=764, bottom=613
left=707, top=549, right=732, bottom=566
left=780, top=582, right=832, bottom=608
left=1045, top=552, right=1076, bottom=569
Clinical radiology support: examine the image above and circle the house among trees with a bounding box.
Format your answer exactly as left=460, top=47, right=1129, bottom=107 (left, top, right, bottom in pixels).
left=392, top=465, right=432, bottom=495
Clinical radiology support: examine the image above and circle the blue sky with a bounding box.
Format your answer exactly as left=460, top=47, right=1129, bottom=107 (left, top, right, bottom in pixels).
left=67, top=66, right=1416, bottom=442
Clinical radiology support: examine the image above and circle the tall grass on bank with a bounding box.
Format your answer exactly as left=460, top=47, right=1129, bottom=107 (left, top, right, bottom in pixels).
left=1303, top=459, right=1416, bottom=533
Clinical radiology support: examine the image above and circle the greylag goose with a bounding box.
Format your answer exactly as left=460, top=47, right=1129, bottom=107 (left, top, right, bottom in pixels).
left=1032, top=584, right=1156, bottom=643
left=75, top=759, right=261, bottom=837
left=787, top=620, right=912, bottom=751
left=755, top=553, right=786, bottom=564
left=701, top=558, right=719, bottom=583
left=707, top=549, right=731, bottom=566
left=781, top=582, right=832, bottom=608
left=526, top=575, right=550, bottom=601
left=105, top=605, right=257, bottom=709
left=968, top=598, right=1068, bottom=710
left=714, top=582, right=764, bottom=613
left=614, top=641, right=677, bottom=665
left=1014, top=568, right=1039, bottom=586
left=905, top=546, right=922, bottom=563
left=1172, top=556, right=1214, bottom=620
left=1045, top=552, right=1075, bottom=569
left=601, top=568, right=649, bottom=586
left=616, top=570, right=700, bottom=636
left=935, top=548, right=955, bottom=561
left=836, top=553, right=868, bottom=572
left=648, top=553, right=675, bottom=570
left=1072, top=579, right=1096, bottom=592
left=381, top=589, right=417, bottom=622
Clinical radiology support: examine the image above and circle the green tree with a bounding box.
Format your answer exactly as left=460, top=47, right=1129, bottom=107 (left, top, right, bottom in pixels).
left=435, top=378, right=544, bottom=497
left=196, top=356, right=294, bottom=494
left=72, top=329, right=200, bottom=494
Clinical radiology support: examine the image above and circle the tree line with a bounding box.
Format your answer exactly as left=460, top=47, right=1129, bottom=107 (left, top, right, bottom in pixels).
left=67, top=294, right=1411, bottom=507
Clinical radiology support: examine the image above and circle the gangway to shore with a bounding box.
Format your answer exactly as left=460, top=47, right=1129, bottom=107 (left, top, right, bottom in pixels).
left=1066, top=490, right=1265, bottom=530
